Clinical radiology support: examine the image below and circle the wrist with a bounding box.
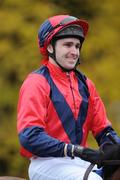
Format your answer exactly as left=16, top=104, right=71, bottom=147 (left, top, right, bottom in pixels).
left=65, top=144, right=84, bottom=159
left=74, top=145, right=84, bottom=156
left=64, top=144, right=75, bottom=158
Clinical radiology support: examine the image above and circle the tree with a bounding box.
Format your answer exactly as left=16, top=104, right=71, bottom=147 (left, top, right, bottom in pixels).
left=0, top=0, right=120, bottom=178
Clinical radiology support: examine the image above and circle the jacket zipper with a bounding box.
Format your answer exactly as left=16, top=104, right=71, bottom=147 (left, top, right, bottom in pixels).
left=66, top=72, right=77, bottom=117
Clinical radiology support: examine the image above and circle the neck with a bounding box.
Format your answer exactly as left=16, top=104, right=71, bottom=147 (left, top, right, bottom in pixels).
left=48, top=56, right=77, bottom=72
left=49, top=57, right=58, bottom=67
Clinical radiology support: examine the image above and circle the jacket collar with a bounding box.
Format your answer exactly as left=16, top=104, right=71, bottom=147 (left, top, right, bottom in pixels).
left=46, top=61, right=76, bottom=79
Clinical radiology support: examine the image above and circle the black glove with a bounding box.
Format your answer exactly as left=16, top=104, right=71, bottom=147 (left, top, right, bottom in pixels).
left=100, top=143, right=120, bottom=179
left=66, top=143, right=120, bottom=167
left=100, top=142, right=120, bottom=161
left=73, top=145, right=104, bottom=168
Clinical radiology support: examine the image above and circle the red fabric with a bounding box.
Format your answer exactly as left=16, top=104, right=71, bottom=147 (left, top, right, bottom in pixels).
left=81, top=78, right=111, bottom=146
left=17, top=61, right=111, bottom=158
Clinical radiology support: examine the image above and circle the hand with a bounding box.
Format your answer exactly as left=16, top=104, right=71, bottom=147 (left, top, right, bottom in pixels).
left=100, top=143, right=120, bottom=179
left=74, top=145, right=104, bottom=168
left=100, top=143, right=120, bottom=160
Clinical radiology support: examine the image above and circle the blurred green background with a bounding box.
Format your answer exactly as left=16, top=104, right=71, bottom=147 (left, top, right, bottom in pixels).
left=0, top=0, right=120, bottom=178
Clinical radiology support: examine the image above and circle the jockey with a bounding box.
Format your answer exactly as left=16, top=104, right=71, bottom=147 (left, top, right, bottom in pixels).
left=17, top=15, right=120, bottom=180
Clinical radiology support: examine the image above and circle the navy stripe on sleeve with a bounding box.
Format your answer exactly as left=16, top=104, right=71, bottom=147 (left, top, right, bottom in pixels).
left=19, top=126, right=65, bottom=157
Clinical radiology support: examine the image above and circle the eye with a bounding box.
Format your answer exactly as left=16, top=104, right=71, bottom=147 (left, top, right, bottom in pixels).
left=63, top=42, right=72, bottom=48
left=76, top=43, right=81, bottom=49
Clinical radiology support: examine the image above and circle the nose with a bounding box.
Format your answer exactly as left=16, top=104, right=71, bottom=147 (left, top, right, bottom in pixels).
left=71, top=46, right=79, bottom=55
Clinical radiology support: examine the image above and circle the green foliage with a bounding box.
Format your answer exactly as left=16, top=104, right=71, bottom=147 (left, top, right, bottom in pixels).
left=43, top=0, right=103, bottom=19
left=0, top=0, right=120, bottom=178
left=0, top=0, right=57, bottom=177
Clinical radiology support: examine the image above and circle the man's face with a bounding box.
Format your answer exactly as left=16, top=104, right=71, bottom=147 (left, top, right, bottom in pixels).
left=49, top=37, right=81, bottom=70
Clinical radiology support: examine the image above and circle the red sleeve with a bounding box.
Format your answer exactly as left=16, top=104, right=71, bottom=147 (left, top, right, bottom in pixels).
left=86, top=78, right=111, bottom=137
left=17, top=73, right=50, bottom=133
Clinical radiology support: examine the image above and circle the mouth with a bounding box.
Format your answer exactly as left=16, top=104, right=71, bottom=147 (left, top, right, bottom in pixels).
left=66, top=55, right=78, bottom=60
left=67, top=57, right=78, bottom=62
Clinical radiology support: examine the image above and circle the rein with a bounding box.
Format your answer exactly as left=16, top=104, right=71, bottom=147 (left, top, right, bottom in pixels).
left=102, top=160, right=120, bottom=166
left=83, top=133, right=120, bottom=179
left=83, top=160, right=120, bottom=180
left=83, top=164, right=95, bottom=180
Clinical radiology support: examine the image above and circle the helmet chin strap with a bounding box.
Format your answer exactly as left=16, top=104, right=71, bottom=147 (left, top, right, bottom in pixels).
left=48, top=46, right=80, bottom=72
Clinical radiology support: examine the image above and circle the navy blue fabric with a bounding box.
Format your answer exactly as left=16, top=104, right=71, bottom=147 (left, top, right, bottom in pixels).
left=38, top=20, right=53, bottom=47
left=19, top=126, right=65, bottom=157
left=75, top=70, right=89, bottom=144
left=35, top=66, right=76, bottom=143
left=93, top=168, right=103, bottom=178
left=95, top=126, right=120, bottom=145
left=19, top=66, right=90, bottom=157
left=34, top=66, right=89, bottom=144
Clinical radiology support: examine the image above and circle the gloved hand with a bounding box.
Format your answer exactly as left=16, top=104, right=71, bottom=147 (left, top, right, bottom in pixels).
left=73, top=145, right=104, bottom=168
left=66, top=143, right=120, bottom=168
left=100, top=143, right=120, bottom=179
left=74, top=144, right=120, bottom=167
left=100, top=142, right=120, bottom=161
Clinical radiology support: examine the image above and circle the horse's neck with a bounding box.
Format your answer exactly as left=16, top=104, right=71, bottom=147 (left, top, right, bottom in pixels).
left=110, top=167, right=120, bottom=180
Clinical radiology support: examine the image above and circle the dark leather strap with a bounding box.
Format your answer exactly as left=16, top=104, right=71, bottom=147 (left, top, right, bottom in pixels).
left=83, top=160, right=120, bottom=180
left=83, top=163, right=95, bottom=180
left=102, top=160, right=120, bottom=166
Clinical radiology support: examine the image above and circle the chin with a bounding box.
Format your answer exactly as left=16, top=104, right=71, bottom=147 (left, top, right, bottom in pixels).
left=66, top=64, right=76, bottom=70
left=66, top=67, right=75, bottom=70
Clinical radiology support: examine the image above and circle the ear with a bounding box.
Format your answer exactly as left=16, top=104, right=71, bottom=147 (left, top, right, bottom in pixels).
left=47, top=44, right=53, bottom=53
